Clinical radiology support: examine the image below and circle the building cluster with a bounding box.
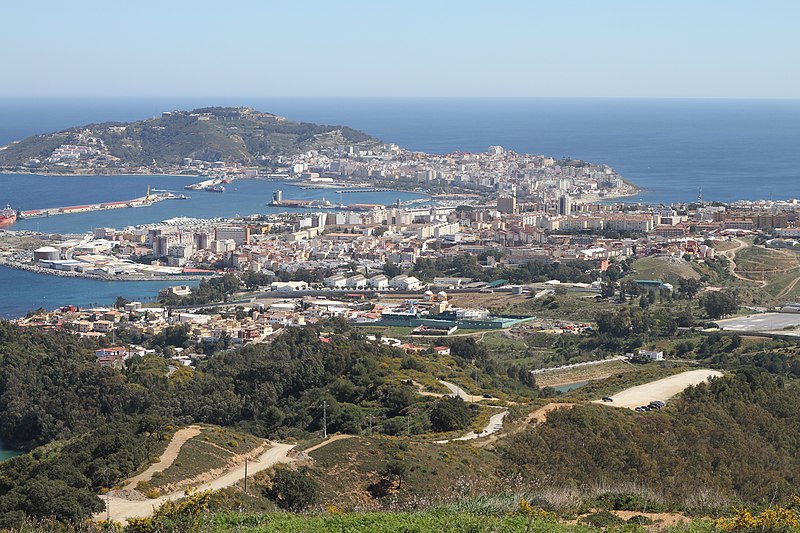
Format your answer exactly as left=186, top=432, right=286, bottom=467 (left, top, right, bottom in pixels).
left=278, top=144, right=636, bottom=204
left=14, top=192, right=774, bottom=281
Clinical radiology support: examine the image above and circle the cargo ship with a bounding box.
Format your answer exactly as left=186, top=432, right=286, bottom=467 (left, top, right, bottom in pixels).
left=0, top=204, right=17, bottom=227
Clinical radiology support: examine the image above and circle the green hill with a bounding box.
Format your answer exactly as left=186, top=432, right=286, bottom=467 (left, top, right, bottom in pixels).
left=0, top=106, right=379, bottom=170
left=629, top=256, right=701, bottom=285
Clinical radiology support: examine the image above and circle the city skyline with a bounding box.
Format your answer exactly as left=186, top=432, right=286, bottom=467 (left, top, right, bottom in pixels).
left=2, top=0, right=799, bottom=99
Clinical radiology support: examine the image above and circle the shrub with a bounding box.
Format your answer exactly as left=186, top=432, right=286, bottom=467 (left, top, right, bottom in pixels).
left=579, top=510, right=625, bottom=528
left=265, top=467, right=320, bottom=511
left=627, top=515, right=654, bottom=525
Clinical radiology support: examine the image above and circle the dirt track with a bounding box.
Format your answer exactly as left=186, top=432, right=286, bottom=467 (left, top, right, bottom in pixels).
left=523, top=403, right=576, bottom=424
left=97, top=443, right=294, bottom=523
left=121, top=425, right=201, bottom=490
left=593, top=369, right=723, bottom=409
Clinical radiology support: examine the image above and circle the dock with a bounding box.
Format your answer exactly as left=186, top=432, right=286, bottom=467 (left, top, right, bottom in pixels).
left=18, top=191, right=180, bottom=219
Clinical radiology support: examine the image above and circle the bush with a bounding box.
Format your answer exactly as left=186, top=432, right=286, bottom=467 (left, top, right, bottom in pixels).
left=627, top=515, right=654, bottom=525
left=579, top=510, right=625, bottom=528
left=266, top=467, right=320, bottom=511
left=590, top=492, right=665, bottom=513
left=429, top=397, right=474, bottom=433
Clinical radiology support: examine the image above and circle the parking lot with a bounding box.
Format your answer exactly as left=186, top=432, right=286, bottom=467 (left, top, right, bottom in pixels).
left=717, top=313, right=800, bottom=336
left=594, top=369, right=723, bottom=410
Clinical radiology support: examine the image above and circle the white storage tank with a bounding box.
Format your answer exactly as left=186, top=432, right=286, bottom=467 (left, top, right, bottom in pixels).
left=33, top=246, right=61, bottom=261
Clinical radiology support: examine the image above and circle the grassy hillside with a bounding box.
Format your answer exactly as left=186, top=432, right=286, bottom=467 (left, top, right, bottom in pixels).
left=0, top=107, right=379, bottom=169
left=630, top=256, right=701, bottom=284
left=733, top=245, right=800, bottom=283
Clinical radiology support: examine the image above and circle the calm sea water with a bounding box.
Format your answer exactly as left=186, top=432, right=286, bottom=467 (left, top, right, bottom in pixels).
left=0, top=447, right=21, bottom=461
left=0, top=267, right=196, bottom=319
left=0, top=174, right=423, bottom=234
left=1, top=97, right=799, bottom=317
left=2, top=97, right=799, bottom=204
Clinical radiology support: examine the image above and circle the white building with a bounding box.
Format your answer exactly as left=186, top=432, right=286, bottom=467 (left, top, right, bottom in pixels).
left=270, top=281, right=309, bottom=291
left=369, top=274, right=389, bottom=290
left=324, top=274, right=348, bottom=289
left=638, top=349, right=664, bottom=361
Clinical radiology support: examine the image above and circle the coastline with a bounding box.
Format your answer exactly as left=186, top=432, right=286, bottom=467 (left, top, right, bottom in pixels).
left=0, top=170, right=200, bottom=178
left=0, top=258, right=213, bottom=282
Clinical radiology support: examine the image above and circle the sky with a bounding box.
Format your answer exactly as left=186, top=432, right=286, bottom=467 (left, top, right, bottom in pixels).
left=2, top=0, right=798, bottom=99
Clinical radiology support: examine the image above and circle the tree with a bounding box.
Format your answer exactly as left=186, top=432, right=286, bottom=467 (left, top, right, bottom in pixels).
left=380, top=459, right=408, bottom=489
left=677, top=278, right=702, bottom=299
left=383, top=261, right=402, bottom=278
left=266, top=467, right=320, bottom=511
left=700, top=291, right=739, bottom=319
left=600, top=281, right=616, bottom=298
left=429, top=397, right=473, bottom=432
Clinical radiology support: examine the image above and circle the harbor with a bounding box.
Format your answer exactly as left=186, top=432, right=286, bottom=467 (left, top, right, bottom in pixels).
left=17, top=187, right=186, bottom=219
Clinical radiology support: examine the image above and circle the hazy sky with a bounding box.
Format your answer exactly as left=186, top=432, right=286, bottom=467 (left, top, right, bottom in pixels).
left=3, top=0, right=798, bottom=99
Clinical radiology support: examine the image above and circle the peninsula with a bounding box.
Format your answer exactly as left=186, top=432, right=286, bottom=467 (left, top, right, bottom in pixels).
left=0, top=107, right=638, bottom=203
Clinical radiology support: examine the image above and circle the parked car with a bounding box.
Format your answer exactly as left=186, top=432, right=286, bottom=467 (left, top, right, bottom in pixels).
left=601, top=397, right=614, bottom=402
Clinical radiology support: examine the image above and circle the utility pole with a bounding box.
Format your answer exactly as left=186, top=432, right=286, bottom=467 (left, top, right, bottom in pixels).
left=473, top=362, right=478, bottom=403
left=105, top=469, right=110, bottom=522
left=323, top=400, right=328, bottom=439
left=367, top=415, right=373, bottom=436
left=243, top=456, right=248, bottom=495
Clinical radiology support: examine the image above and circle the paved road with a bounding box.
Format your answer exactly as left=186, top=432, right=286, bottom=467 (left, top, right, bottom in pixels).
left=98, top=443, right=295, bottom=523
left=718, top=313, right=800, bottom=335
left=593, top=369, right=723, bottom=409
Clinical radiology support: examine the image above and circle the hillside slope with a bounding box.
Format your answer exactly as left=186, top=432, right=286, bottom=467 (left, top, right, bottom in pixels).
left=0, top=107, right=379, bottom=170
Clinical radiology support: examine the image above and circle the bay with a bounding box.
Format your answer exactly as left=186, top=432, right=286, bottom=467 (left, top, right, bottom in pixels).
left=2, top=97, right=798, bottom=204
left=0, top=266, right=197, bottom=319
left=0, top=174, right=423, bottom=234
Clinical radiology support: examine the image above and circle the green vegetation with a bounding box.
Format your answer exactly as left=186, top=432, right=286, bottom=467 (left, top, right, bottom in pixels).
left=146, top=427, right=262, bottom=492
left=0, top=322, right=149, bottom=449
left=0, top=418, right=171, bottom=526
left=501, top=369, right=800, bottom=511
left=411, top=255, right=599, bottom=284
left=265, top=467, right=321, bottom=511
left=0, top=107, right=378, bottom=168
left=9, top=263, right=800, bottom=529
left=630, top=256, right=701, bottom=285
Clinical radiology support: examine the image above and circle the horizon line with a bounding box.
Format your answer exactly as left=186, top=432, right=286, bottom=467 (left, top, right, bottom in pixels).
left=1, top=95, right=799, bottom=101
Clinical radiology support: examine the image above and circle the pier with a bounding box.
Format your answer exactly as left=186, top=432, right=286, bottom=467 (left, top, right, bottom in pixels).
left=18, top=190, right=181, bottom=219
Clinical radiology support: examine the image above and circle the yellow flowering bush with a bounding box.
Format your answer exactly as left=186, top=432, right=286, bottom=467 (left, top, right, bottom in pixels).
left=716, top=505, right=800, bottom=531
left=514, top=499, right=557, bottom=521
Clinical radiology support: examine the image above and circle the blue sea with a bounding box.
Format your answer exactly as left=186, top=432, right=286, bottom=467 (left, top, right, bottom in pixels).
left=0, top=97, right=799, bottom=318
left=2, top=97, right=799, bottom=205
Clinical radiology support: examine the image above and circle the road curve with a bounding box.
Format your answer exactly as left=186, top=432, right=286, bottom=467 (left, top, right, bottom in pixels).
left=98, top=443, right=295, bottom=523
left=121, top=426, right=202, bottom=490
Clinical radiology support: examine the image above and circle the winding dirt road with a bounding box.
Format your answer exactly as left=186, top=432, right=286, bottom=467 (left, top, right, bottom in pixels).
left=97, top=443, right=295, bottom=523
left=121, top=425, right=201, bottom=491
